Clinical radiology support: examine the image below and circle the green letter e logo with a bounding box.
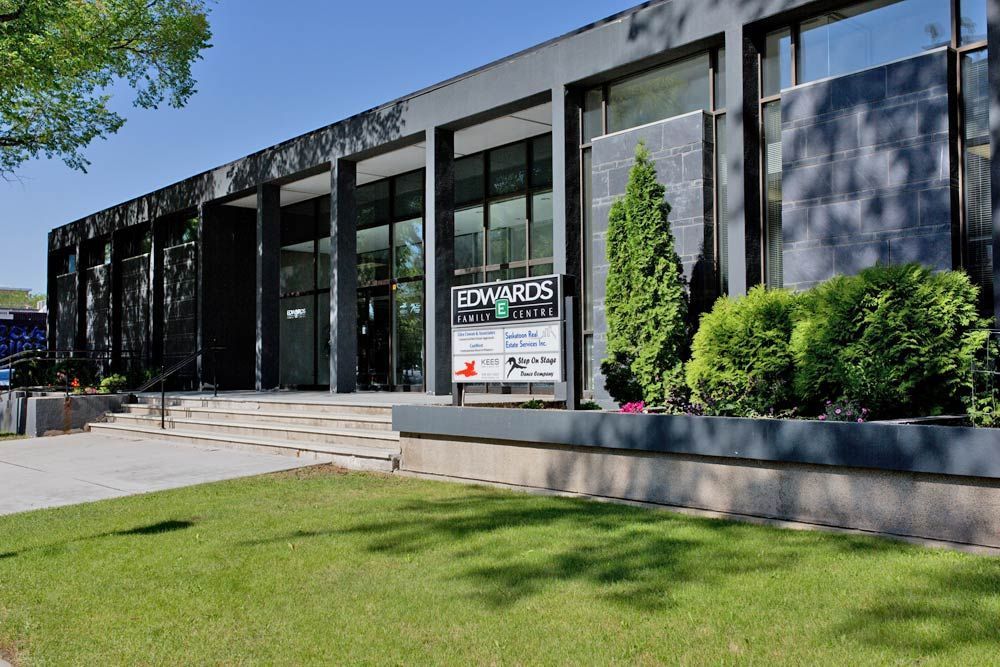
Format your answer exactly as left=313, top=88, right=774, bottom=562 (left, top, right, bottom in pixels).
left=495, top=299, right=509, bottom=319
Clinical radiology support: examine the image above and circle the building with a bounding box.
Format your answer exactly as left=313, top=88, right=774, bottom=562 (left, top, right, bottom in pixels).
left=47, top=0, right=998, bottom=400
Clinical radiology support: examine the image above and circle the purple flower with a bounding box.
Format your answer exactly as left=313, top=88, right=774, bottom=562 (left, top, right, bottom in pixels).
left=826, top=400, right=832, bottom=406
left=857, top=418, right=864, bottom=423
left=835, top=408, right=842, bottom=415
left=818, top=414, right=827, bottom=421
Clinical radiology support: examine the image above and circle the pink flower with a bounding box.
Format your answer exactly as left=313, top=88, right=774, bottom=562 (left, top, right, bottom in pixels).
left=857, top=418, right=864, bottom=423
left=818, top=415, right=827, bottom=421
left=834, top=408, right=842, bottom=415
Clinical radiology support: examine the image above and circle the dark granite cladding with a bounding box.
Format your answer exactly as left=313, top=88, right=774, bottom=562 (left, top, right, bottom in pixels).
left=781, top=50, right=954, bottom=290
left=163, top=242, right=198, bottom=385
left=55, top=273, right=77, bottom=351
left=119, top=254, right=150, bottom=372
left=84, top=265, right=111, bottom=354
left=589, top=111, right=716, bottom=400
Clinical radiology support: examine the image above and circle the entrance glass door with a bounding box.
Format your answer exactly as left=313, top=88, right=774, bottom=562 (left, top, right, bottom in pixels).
left=355, top=171, right=425, bottom=390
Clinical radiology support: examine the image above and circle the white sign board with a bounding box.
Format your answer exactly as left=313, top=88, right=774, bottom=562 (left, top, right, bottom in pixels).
left=452, top=323, right=563, bottom=384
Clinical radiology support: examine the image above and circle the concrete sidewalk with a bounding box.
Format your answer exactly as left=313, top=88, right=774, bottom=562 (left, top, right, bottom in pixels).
left=0, top=432, right=326, bottom=516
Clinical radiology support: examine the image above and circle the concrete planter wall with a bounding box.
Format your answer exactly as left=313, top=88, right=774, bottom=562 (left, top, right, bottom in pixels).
left=393, top=407, right=1000, bottom=549
left=0, top=393, right=128, bottom=437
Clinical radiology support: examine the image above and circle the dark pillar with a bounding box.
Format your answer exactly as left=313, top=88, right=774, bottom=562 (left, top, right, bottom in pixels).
left=73, top=241, right=85, bottom=352
left=45, top=243, right=57, bottom=352
left=424, top=128, right=455, bottom=395
left=989, top=0, right=1000, bottom=321
left=194, top=204, right=206, bottom=387
left=110, top=230, right=123, bottom=369
left=725, top=26, right=762, bottom=296
left=552, top=86, right=583, bottom=406
left=256, top=183, right=280, bottom=390
left=329, top=159, right=357, bottom=393
left=150, top=218, right=165, bottom=367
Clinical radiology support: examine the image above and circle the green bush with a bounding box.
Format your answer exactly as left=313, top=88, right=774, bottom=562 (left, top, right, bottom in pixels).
left=791, top=264, right=988, bottom=418
left=99, top=373, right=128, bottom=394
left=601, top=141, right=688, bottom=406
left=687, top=286, right=799, bottom=416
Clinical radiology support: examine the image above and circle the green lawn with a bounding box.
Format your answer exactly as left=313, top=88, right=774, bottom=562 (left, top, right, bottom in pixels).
left=1, top=467, right=998, bottom=665
left=0, top=434, right=22, bottom=442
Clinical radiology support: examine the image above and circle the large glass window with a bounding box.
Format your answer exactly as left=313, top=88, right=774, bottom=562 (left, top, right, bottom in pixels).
left=763, top=101, right=784, bottom=288
left=963, top=49, right=992, bottom=306
left=453, top=135, right=554, bottom=285
left=582, top=87, right=604, bottom=143
left=356, top=225, right=391, bottom=284
left=762, top=28, right=792, bottom=97
left=607, top=53, right=711, bottom=133
left=799, top=0, right=950, bottom=84
left=961, top=0, right=988, bottom=44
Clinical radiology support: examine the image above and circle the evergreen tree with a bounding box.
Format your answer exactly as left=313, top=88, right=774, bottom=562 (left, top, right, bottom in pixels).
left=601, top=142, right=688, bottom=405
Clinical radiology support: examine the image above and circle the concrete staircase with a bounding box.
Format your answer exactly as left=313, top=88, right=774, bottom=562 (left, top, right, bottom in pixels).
left=88, top=396, right=399, bottom=472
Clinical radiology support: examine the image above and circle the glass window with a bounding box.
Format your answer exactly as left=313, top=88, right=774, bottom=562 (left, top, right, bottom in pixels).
left=530, top=191, right=554, bottom=261
left=356, top=181, right=390, bottom=227
left=714, top=48, right=726, bottom=110
left=317, top=291, right=330, bottom=385
left=582, top=87, right=604, bottom=143
left=763, top=28, right=792, bottom=96
left=280, top=241, right=314, bottom=294
left=799, top=0, right=951, bottom=84
left=488, top=197, right=527, bottom=267
left=393, top=171, right=424, bottom=218
left=66, top=253, right=77, bottom=274
left=963, top=49, right=992, bottom=305
left=394, top=280, right=424, bottom=386
left=531, top=135, right=553, bottom=188
left=488, top=143, right=527, bottom=197
left=582, top=148, right=593, bottom=330
left=455, top=155, right=484, bottom=205
left=279, top=294, right=316, bottom=387
left=455, top=206, right=484, bottom=271
left=607, top=53, right=710, bottom=133
left=763, top=101, right=783, bottom=288
left=357, top=224, right=390, bottom=284
left=584, top=335, right=593, bottom=392
left=961, top=0, right=988, bottom=44
left=317, top=237, right=330, bottom=289
left=393, top=218, right=424, bottom=279
left=716, top=116, right=728, bottom=295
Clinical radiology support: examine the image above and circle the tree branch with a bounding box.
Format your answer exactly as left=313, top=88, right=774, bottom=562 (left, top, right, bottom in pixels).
left=0, top=4, right=24, bottom=24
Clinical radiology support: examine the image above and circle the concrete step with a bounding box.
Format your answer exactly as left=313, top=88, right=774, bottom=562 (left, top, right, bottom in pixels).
left=87, top=421, right=399, bottom=472
left=137, top=397, right=393, bottom=418
left=123, top=404, right=393, bottom=431
left=105, top=413, right=400, bottom=449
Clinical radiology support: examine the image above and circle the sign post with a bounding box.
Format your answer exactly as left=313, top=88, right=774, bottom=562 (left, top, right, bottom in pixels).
left=450, top=274, right=571, bottom=406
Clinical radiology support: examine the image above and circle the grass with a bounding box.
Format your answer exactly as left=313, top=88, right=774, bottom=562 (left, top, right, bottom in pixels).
left=0, top=467, right=998, bottom=665
left=0, top=433, right=22, bottom=442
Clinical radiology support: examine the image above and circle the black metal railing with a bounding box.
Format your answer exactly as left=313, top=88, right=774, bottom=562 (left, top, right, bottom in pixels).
left=1, top=348, right=122, bottom=398
left=135, top=345, right=224, bottom=429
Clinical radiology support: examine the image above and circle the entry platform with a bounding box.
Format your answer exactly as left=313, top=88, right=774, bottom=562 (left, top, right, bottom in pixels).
left=86, top=390, right=533, bottom=473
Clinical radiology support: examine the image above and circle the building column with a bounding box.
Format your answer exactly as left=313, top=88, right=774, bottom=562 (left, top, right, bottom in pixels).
left=45, top=245, right=57, bottom=352
left=988, top=0, right=1000, bottom=321
left=424, top=128, right=455, bottom=395
left=551, top=85, right=583, bottom=404
left=329, top=159, right=358, bottom=393
left=724, top=26, right=762, bottom=297
left=255, top=183, right=280, bottom=390
left=150, top=218, right=165, bottom=367
left=73, top=241, right=85, bottom=352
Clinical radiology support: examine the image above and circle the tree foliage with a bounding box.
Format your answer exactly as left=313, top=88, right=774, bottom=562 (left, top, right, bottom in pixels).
left=687, top=286, right=799, bottom=416
left=601, top=142, right=688, bottom=405
left=791, top=263, right=989, bottom=418
left=0, top=0, right=212, bottom=175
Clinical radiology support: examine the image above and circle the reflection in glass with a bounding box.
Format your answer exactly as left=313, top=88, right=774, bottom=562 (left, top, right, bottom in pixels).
left=317, top=237, right=330, bottom=289
left=357, top=225, right=390, bottom=284
left=531, top=135, right=553, bottom=188
left=961, top=0, right=988, bottom=44
left=317, top=292, right=330, bottom=385
left=607, top=53, right=710, bottom=133
left=356, top=286, right=391, bottom=389
left=530, top=191, right=554, bottom=261
left=714, top=48, right=726, bottom=109
left=394, top=218, right=424, bottom=279
left=715, top=117, right=728, bottom=294
left=356, top=181, right=390, bottom=227
left=799, top=0, right=950, bottom=84
left=455, top=206, right=484, bottom=271
left=762, top=28, right=792, bottom=96
left=280, top=242, right=314, bottom=294
left=963, top=50, right=992, bottom=306
left=394, top=280, right=424, bottom=386
left=488, top=142, right=527, bottom=197
left=455, top=155, right=484, bottom=204
left=582, top=148, right=594, bottom=331
left=583, top=87, right=603, bottom=143
left=488, top=197, right=527, bottom=267
left=763, top=101, right=783, bottom=288
left=584, top=334, right=593, bottom=391
left=393, top=171, right=424, bottom=218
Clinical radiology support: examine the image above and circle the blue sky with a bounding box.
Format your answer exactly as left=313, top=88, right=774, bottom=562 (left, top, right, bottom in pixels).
left=0, top=0, right=631, bottom=293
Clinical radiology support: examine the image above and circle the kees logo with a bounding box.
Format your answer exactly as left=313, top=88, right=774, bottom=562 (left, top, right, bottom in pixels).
left=455, top=360, right=478, bottom=378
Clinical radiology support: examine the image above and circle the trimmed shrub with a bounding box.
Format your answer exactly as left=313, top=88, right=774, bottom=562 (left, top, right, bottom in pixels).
left=791, top=263, right=988, bottom=418
left=601, top=141, right=688, bottom=405
left=686, top=286, right=799, bottom=416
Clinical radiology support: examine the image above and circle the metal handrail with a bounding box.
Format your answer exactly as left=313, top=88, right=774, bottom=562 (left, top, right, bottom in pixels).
left=2, top=348, right=121, bottom=398
left=136, top=345, right=224, bottom=429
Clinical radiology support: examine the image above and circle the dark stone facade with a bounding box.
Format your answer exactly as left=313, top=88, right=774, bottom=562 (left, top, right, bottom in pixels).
left=163, top=242, right=198, bottom=382
left=589, top=111, right=715, bottom=400
left=84, top=265, right=111, bottom=353
left=781, top=50, right=954, bottom=290
left=120, top=254, right=150, bottom=372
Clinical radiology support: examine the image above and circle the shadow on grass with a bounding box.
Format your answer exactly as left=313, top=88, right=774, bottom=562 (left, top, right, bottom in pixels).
left=0, top=519, right=193, bottom=560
